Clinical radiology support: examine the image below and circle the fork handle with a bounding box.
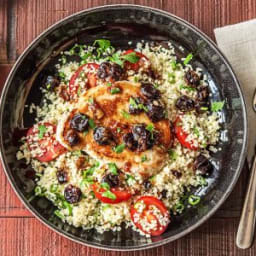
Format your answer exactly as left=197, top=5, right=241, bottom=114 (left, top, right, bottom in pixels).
left=236, top=155, right=256, bottom=249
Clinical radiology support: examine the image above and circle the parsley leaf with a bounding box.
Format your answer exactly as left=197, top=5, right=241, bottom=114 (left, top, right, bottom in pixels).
left=38, top=125, right=47, bottom=139
left=102, top=190, right=117, bottom=200
left=141, top=155, right=148, bottom=162
left=211, top=101, right=225, bottom=112
left=183, top=53, right=193, bottom=65
left=121, top=110, right=130, bottom=119
left=121, top=52, right=140, bottom=63
left=113, top=144, right=125, bottom=153
left=108, top=163, right=118, bottom=175
left=101, top=182, right=110, bottom=190
left=93, top=39, right=111, bottom=51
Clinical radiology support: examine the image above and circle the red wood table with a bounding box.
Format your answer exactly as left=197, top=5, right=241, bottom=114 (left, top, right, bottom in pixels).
left=0, top=1, right=254, bottom=255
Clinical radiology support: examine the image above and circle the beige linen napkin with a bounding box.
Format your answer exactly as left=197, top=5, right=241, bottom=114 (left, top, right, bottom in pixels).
left=214, top=20, right=256, bottom=162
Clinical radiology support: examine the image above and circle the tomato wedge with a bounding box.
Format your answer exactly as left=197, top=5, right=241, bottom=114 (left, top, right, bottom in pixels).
left=92, top=183, right=132, bottom=204
left=123, top=49, right=148, bottom=71
left=174, top=117, right=198, bottom=150
left=27, top=123, right=65, bottom=162
left=130, top=196, right=170, bottom=236
left=69, top=63, right=99, bottom=97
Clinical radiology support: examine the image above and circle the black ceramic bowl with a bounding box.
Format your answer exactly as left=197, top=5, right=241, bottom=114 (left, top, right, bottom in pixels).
left=0, top=5, right=247, bottom=251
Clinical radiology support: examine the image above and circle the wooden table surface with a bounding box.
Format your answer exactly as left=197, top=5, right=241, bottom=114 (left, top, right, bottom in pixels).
left=0, top=0, right=255, bottom=255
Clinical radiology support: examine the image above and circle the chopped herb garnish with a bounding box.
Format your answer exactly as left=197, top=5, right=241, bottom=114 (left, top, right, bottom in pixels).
left=110, top=87, right=121, bottom=94
left=54, top=210, right=65, bottom=220
left=180, top=84, right=196, bottom=91
left=88, top=98, right=94, bottom=104
left=102, top=204, right=111, bottom=211
left=121, top=110, right=130, bottom=119
left=88, top=119, right=96, bottom=129
left=58, top=71, right=66, bottom=82
left=113, top=143, right=125, bottom=153
left=146, top=123, right=154, bottom=133
left=46, top=83, right=51, bottom=90
left=106, top=82, right=112, bottom=87
left=188, top=195, right=201, bottom=205
left=109, top=52, right=123, bottom=66
left=93, top=39, right=111, bottom=51
left=116, top=127, right=121, bottom=133
left=34, top=186, right=46, bottom=196
left=108, top=163, right=118, bottom=175
left=63, top=201, right=73, bottom=216
left=193, top=126, right=200, bottom=137
left=171, top=60, right=177, bottom=69
left=173, top=201, right=185, bottom=213
left=168, top=149, right=177, bottom=160
left=61, top=55, right=67, bottom=65
left=168, top=73, right=176, bottom=83
left=200, top=106, right=208, bottom=111
left=126, top=174, right=135, bottom=184
left=102, top=190, right=117, bottom=200
left=121, top=52, right=140, bottom=63
left=101, top=182, right=110, bottom=190
left=211, top=101, right=225, bottom=112
left=183, top=53, right=193, bottom=65
left=198, top=176, right=208, bottom=186
left=38, top=125, right=47, bottom=139
left=50, top=184, right=58, bottom=193
left=141, top=155, right=148, bottom=162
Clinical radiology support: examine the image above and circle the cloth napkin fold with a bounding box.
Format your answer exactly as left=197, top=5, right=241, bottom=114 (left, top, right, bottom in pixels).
left=214, top=19, right=256, bottom=162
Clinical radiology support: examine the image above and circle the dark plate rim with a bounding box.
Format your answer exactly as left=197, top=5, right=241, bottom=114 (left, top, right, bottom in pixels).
left=0, top=4, right=248, bottom=251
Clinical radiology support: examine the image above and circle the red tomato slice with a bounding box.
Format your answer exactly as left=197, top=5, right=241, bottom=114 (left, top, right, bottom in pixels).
left=174, top=117, right=198, bottom=150
left=92, top=183, right=132, bottom=204
left=27, top=123, right=65, bottom=162
left=123, top=49, right=148, bottom=71
left=69, top=63, right=99, bottom=97
left=130, top=196, right=170, bottom=236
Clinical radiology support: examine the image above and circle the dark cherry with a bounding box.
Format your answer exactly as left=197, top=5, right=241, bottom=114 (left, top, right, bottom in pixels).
left=184, top=70, right=201, bottom=87
left=140, top=82, right=160, bottom=99
left=123, top=133, right=138, bottom=151
left=93, top=126, right=113, bottom=145
left=132, top=124, right=154, bottom=151
left=175, top=95, right=195, bottom=112
left=143, top=180, right=152, bottom=190
left=65, top=129, right=80, bottom=146
left=45, top=75, right=60, bottom=90
left=97, top=62, right=123, bottom=81
left=102, top=173, right=119, bottom=188
left=146, top=100, right=166, bottom=122
left=56, top=170, right=69, bottom=184
left=64, top=184, right=82, bottom=204
left=172, top=170, right=182, bottom=179
left=70, top=113, right=89, bottom=132
left=194, top=154, right=213, bottom=176
left=161, top=189, right=168, bottom=199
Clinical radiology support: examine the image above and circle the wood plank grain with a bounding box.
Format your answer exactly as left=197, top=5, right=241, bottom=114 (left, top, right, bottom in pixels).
left=0, top=217, right=254, bottom=256
left=0, top=0, right=8, bottom=63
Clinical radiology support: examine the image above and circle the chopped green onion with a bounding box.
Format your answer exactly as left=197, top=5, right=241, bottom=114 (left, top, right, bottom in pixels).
left=200, top=106, right=208, bottom=111
left=188, top=195, right=201, bottom=205
left=211, top=101, right=225, bottom=112
left=108, top=163, right=118, bottom=175
left=54, top=210, right=65, bottom=220
left=88, top=98, right=94, bottom=104
left=88, top=119, right=96, bottom=129
left=113, top=143, right=125, bottom=153
left=183, top=53, right=193, bottom=65
left=121, top=110, right=130, bottom=119
left=168, top=149, right=177, bottom=160
left=106, top=82, right=112, bottom=87
left=38, top=125, right=47, bottom=139
left=198, top=176, right=208, bottom=186
left=63, top=201, right=73, bottom=215
left=193, top=126, right=200, bottom=137
left=110, top=87, right=121, bottom=94
left=173, top=201, right=185, bottom=213
left=34, top=186, right=45, bottom=196
left=50, top=184, right=58, bottom=193
left=126, top=174, right=135, bottom=185
left=180, top=84, right=196, bottom=91
left=171, top=61, right=177, bottom=69
left=141, top=155, right=148, bottom=162
left=102, top=190, right=116, bottom=200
